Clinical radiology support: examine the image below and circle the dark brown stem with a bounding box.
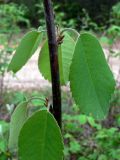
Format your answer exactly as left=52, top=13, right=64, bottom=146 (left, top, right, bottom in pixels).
left=43, top=0, right=62, bottom=128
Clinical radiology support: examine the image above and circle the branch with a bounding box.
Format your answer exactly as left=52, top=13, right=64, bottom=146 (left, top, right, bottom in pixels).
left=43, top=0, right=62, bottom=128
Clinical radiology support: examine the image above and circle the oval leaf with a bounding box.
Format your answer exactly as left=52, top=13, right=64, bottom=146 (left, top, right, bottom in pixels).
left=38, top=32, right=75, bottom=85
left=62, top=28, right=79, bottom=41
left=18, top=110, right=64, bottom=160
left=8, top=101, right=28, bottom=150
left=70, top=33, right=115, bottom=120
left=8, top=30, right=43, bottom=73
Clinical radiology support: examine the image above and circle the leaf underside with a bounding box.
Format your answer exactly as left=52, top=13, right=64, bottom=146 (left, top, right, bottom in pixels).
left=18, top=110, right=64, bottom=160
left=8, top=101, right=28, bottom=150
left=8, top=30, right=42, bottom=73
left=38, top=32, right=75, bottom=85
left=62, top=28, right=80, bottom=41
left=70, top=33, right=115, bottom=120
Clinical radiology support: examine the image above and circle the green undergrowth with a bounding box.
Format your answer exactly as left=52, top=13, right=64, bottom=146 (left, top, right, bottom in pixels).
left=0, top=89, right=120, bottom=159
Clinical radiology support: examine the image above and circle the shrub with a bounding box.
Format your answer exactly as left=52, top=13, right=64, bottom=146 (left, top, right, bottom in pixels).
left=0, top=3, right=29, bottom=34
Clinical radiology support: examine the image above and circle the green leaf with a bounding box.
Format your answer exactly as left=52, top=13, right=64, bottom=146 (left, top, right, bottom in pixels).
left=69, top=141, right=81, bottom=153
left=8, top=30, right=43, bottom=73
left=18, top=110, right=64, bottom=160
left=98, top=155, right=107, bottom=160
left=78, top=115, right=87, bottom=125
left=100, top=36, right=110, bottom=44
left=62, top=28, right=79, bottom=41
left=8, top=101, right=28, bottom=150
left=38, top=32, right=75, bottom=85
left=70, top=33, right=115, bottom=120
left=0, top=139, right=7, bottom=153
left=87, top=117, right=96, bottom=127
